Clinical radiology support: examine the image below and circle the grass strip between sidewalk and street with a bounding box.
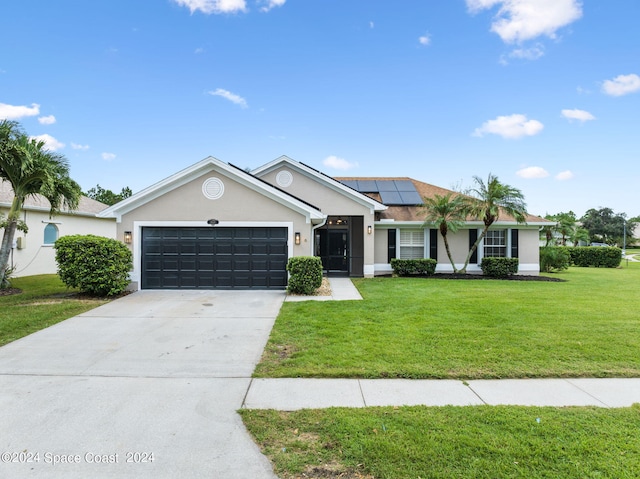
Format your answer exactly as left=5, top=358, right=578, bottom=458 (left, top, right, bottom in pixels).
left=240, top=405, right=640, bottom=479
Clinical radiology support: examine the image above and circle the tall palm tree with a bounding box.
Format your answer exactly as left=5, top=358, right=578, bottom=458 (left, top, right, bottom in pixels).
left=459, top=174, right=527, bottom=273
left=0, top=120, right=81, bottom=286
left=421, top=193, right=467, bottom=273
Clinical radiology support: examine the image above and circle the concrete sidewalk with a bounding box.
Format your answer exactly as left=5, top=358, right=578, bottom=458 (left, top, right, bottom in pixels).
left=243, top=377, right=640, bottom=410
left=285, top=277, right=363, bottom=301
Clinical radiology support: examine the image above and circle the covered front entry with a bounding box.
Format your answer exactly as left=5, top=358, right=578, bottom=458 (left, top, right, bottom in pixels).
left=141, top=226, right=288, bottom=289
left=314, top=216, right=364, bottom=277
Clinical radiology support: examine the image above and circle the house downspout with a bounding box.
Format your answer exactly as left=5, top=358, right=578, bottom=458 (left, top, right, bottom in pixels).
left=311, top=217, right=328, bottom=256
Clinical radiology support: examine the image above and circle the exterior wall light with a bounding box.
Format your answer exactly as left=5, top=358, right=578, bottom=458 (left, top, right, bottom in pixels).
left=207, top=219, right=219, bottom=226
left=367, top=225, right=372, bottom=235
left=295, top=232, right=301, bottom=245
left=124, top=231, right=132, bottom=244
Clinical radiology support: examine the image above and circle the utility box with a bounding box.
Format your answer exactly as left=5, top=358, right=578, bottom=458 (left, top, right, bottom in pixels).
left=16, top=237, right=26, bottom=249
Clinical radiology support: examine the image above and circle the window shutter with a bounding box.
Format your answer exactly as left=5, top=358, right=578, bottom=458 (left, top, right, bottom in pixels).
left=511, top=229, right=519, bottom=258
left=387, top=229, right=396, bottom=262
left=429, top=229, right=438, bottom=260
left=469, top=229, right=478, bottom=264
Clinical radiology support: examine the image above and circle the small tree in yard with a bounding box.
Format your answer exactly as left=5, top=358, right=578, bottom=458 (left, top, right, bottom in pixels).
left=459, top=174, right=528, bottom=273
left=55, top=235, right=132, bottom=297
left=0, top=120, right=81, bottom=288
left=421, top=193, right=467, bottom=273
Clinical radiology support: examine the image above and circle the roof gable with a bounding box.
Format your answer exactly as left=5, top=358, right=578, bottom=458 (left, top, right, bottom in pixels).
left=252, top=156, right=387, bottom=212
left=97, top=156, right=325, bottom=222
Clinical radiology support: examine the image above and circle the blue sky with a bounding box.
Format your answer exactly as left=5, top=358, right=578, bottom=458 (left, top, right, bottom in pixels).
left=1, top=0, right=639, bottom=218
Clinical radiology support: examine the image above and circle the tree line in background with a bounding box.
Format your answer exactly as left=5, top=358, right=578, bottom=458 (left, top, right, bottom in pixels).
left=543, top=209, right=638, bottom=248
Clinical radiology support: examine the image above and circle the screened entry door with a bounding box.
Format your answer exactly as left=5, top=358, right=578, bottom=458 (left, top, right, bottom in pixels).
left=316, top=228, right=349, bottom=274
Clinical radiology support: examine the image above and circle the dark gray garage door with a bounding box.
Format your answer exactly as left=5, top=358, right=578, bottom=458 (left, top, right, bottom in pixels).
left=141, top=227, right=288, bottom=289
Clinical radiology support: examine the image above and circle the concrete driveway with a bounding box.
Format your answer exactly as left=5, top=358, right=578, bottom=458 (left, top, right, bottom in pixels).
left=0, top=290, right=284, bottom=479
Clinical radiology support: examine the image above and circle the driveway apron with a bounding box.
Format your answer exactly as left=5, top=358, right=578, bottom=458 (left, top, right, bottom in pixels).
left=0, top=290, right=284, bottom=479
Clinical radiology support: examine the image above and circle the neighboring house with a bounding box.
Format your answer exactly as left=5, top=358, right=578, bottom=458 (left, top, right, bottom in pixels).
left=0, top=181, right=116, bottom=277
left=98, top=155, right=551, bottom=290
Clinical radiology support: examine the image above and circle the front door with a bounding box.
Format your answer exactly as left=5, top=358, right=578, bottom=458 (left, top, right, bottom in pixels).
left=316, top=228, right=349, bottom=275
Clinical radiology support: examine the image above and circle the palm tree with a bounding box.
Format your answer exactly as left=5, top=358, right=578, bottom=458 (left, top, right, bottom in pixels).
left=421, top=193, right=467, bottom=273
left=0, top=120, right=81, bottom=286
left=459, top=174, right=527, bottom=273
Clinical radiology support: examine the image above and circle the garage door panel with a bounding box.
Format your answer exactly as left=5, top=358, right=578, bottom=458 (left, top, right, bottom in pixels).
left=142, top=227, right=288, bottom=290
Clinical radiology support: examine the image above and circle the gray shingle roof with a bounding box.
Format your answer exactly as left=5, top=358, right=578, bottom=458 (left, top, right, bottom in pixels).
left=0, top=180, right=109, bottom=216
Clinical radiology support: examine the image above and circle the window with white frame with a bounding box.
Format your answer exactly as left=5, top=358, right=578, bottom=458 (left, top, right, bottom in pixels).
left=43, top=223, right=59, bottom=245
left=399, top=229, right=425, bottom=259
left=484, top=229, right=506, bottom=257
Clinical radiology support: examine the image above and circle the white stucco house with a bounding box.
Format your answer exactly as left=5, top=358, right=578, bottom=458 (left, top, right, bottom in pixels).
left=0, top=181, right=116, bottom=277
left=98, top=155, right=551, bottom=290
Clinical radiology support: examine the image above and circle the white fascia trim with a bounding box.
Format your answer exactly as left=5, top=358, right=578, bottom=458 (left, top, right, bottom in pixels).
left=252, top=156, right=387, bottom=212
left=98, top=156, right=324, bottom=223
left=130, top=220, right=294, bottom=290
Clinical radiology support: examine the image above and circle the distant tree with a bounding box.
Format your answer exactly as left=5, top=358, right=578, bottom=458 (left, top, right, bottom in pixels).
left=459, top=174, right=527, bottom=273
left=85, top=184, right=132, bottom=206
left=0, top=120, right=81, bottom=287
left=580, top=207, right=627, bottom=245
left=542, top=211, right=577, bottom=246
left=421, top=193, right=467, bottom=273
left=570, top=227, right=590, bottom=247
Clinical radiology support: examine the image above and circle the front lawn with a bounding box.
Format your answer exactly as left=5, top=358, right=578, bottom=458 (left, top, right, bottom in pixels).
left=0, top=275, right=107, bottom=347
left=255, top=264, right=640, bottom=379
left=241, top=405, right=640, bottom=479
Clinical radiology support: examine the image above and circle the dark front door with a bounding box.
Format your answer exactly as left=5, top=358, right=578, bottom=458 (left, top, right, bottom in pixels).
left=141, top=227, right=288, bottom=289
left=316, top=228, right=349, bottom=274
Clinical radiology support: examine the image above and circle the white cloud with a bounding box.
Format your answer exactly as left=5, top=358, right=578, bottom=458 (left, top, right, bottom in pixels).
left=561, top=108, right=595, bottom=122
left=466, top=0, right=583, bottom=43
left=173, top=0, right=246, bottom=15
left=194, top=47, right=205, bottom=54
left=418, top=34, right=431, bottom=46
left=260, top=0, right=285, bottom=12
left=556, top=170, right=574, bottom=180
left=509, top=44, right=544, bottom=60
left=102, top=152, right=116, bottom=161
left=0, top=102, right=40, bottom=120
left=71, top=143, right=90, bottom=150
left=323, top=155, right=358, bottom=170
left=369, top=21, right=375, bottom=29
left=516, top=166, right=549, bottom=179
left=576, top=86, right=592, bottom=95
left=601, top=73, right=640, bottom=97
left=38, top=115, right=56, bottom=125
left=31, top=134, right=64, bottom=151
left=473, top=114, right=544, bottom=139
left=208, top=88, right=248, bottom=108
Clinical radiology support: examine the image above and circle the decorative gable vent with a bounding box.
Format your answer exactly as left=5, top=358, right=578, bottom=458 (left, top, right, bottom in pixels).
left=276, top=170, right=293, bottom=188
left=202, top=177, right=224, bottom=200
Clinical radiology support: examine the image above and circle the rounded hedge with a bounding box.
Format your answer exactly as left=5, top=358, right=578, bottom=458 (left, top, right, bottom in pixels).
left=54, top=235, right=133, bottom=297
left=287, top=256, right=323, bottom=295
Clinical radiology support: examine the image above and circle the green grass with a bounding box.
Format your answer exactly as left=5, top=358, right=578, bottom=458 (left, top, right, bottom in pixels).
left=255, top=264, right=640, bottom=379
left=241, top=405, right=640, bottom=479
left=0, top=275, right=107, bottom=346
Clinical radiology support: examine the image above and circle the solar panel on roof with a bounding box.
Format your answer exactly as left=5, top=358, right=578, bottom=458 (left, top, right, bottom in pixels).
left=379, top=191, right=403, bottom=204
left=340, top=180, right=358, bottom=189
left=399, top=191, right=423, bottom=205
left=356, top=180, right=378, bottom=192
left=394, top=180, right=416, bottom=192
left=375, top=180, right=397, bottom=192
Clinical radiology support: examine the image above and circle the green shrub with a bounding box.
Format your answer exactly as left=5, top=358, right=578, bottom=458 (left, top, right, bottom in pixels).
left=390, top=258, right=437, bottom=276
left=480, top=257, right=519, bottom=278
left=287, top=256, right=323, bottom=295
left=565, top=246, right=622, bottom=268
left=54, top=235, right=133, bottom=297
left=540, top=246, right=571, bottom=273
